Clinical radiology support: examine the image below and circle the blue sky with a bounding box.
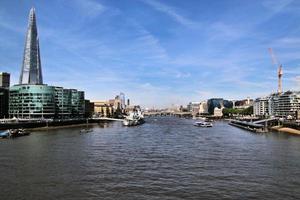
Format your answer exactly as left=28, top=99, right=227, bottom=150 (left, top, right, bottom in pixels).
left=1, top=0, right=300, bottom=108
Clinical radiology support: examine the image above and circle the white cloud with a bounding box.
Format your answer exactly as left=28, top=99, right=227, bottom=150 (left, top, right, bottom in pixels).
left=142, top=0, right=198, bottom=28
left=262, top=0, right=294, bottom=12
left=74, top=0, right=106, bottom=18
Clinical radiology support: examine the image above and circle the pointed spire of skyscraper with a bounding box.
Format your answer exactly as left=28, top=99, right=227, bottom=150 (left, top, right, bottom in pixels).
left=19, top=7, right=43, bottom=85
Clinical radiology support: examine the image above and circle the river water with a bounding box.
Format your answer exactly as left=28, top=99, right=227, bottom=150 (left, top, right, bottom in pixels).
left=0, top=117, right=300, bottom=199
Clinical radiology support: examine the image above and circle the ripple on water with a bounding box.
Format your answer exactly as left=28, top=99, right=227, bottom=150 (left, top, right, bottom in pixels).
left=1, top=117, right=300, bottom=199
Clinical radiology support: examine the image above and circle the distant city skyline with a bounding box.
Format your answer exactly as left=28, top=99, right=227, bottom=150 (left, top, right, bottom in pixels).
left=1, top=0, right=300, bottom=108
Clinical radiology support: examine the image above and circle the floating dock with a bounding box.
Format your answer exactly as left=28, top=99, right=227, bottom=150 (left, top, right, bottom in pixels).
left=229, top=120, right=267, bottom=133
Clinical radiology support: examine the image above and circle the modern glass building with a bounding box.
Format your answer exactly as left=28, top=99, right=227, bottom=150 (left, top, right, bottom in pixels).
left=8, top=8, right=86, bottom=120
left=9, top=85, right=85, bottom=119
left=71, top=89, right=85, bottom=118
left=19, top=8, right=43, bottom=85
left=54, top=87, right=72, bottom=119
left=9, top=84, right=55, bottom=119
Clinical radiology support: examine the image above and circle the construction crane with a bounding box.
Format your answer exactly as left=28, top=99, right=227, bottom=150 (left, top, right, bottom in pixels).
left=268, top=48, right=283, bottom=94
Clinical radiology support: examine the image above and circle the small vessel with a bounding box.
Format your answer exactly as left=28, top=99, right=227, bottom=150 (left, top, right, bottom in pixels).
left=80, top=119, right=92, bottom=133
left=0, top=129, right=30, bottom=138
left=10, top=129, right=30, bottom=137
left=123, top=108, right=145, bottom=126
left=80, top=128, right=93, bottom=133
left=194, top=121, right=213, bottom=127
left=0, top=130, right=10, bottom=138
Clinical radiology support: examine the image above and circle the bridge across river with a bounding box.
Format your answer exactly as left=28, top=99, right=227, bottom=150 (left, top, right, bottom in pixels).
left=144, top=111, right=193, bottom=117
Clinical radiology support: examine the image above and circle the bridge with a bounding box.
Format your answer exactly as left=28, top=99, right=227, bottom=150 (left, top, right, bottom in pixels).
left=144, top=111, right=193, bottom=117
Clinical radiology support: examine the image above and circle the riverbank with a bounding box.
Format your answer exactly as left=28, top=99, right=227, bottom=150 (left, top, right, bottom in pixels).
left=271, top=126, right=300, bottom=135
left=26, top=122, right=103, bottom=131
left=0, top=118, right=118, bottom=131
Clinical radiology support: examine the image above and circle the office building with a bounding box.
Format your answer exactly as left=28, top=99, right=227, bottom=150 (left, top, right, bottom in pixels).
left=199, top=101, right=208, bottom=114
left=271, top=91, right=300, bottom=118
left=0, top=88, right=9, bottom=118
left=19, top=8, right=43, bottom=85
left=207, top=98, right=233, bottom=115
left=0, top=72, right=10, bottom=88
left=253, top=97, right=269, bottom=117
left=187, top=102, right=200, bottom=115
left=233, top=97, right=253, bottom=109
left=93, top=101, right=114, bottom=117
left=9, top=85, right=56, bottom=118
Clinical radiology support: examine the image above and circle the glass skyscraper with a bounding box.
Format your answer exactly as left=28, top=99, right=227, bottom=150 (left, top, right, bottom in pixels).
left=19, top=8, right=43, bottom=85
left=9, top=8, right=85, bottom=119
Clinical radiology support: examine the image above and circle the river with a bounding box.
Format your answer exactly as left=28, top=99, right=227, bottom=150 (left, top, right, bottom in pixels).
left=0, top=117, right=300, bottom=199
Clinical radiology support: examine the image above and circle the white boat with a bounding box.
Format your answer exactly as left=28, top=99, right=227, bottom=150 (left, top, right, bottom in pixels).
left=194, top=121, right=213, bottom=127
left=80, top=128, right=92, bottom=133
left=123, top=109, right=144, bottom=126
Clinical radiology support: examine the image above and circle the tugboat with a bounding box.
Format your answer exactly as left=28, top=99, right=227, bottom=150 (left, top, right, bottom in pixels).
left=123, top=108, right=144, bottom=126
left=194, top=121, right=213, bottom=128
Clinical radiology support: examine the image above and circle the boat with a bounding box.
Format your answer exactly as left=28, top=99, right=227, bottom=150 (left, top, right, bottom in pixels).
left=194, top=121, right=213, bottom=127
left=9, top=129, right=30, bottom=137
left=0, top=130, right=10, bottom=138
left=80, top=128, right=93, bottom=133
left=80, top=119, right=93, bottom=133
left=123, top=108, right=145, bottom=126
left=0, top=129, right=30, bottom=138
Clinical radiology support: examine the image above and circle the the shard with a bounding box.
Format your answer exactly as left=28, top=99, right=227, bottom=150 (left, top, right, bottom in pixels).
left=19, top=8, right=43, bottom=85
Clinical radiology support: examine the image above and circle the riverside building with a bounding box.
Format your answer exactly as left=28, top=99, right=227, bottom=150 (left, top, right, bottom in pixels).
left=207, top=98, right=233, bottom=115
left=254, top=91, right=300, bottom=119
left=0, top=73, right=10, bottom=118
left=8, top=8, right=85, bottom=119
left=253, top=97, right=269, bottom=117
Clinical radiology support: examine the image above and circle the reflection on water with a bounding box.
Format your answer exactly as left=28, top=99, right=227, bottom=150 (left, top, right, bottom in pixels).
left=0, top=117, right=300, bottom=199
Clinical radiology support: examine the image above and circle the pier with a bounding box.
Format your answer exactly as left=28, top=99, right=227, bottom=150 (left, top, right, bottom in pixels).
left=229, top=118, right=279, bottom=133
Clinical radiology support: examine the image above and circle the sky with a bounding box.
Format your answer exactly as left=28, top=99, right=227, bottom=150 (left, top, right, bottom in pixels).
left=1, top=0, right=300, bottom=108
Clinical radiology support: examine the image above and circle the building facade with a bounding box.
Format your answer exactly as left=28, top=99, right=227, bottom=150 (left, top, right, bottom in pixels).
left=207, top=98, right=233, bottom=115
left=233, top=97, right=253, bottom=109
left=84, top=100, right=94, bottom=118
left=0, top=87, right=9, bottom=118
left=54, top=87, right=72, bottom=119
left=271, top=91, right=300, bottom=118
left=70, top=89, right=85, bottom=118
left=93, top=101, right=114, bottom=117
left=9, top=84, right=55, bottom=119
left=187, top=102, right=200, bottom=115
left=0, top=72, right=10, bottom=118
left=19, top=8, right=43, bottom=85
left=0, top=72, right=10, bottom=88
left=253, top=97, right=269, bottom=117
left=9, top=85, right=85, bottom=119
left=254, top=91, right=300, bottom=118
left=199, top=101, right=208, bottom=114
